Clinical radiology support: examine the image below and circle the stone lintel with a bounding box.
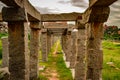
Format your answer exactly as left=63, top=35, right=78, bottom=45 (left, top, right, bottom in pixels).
left=41, top=28, right=47, bottom=33
left=30, top=22, right=41, bottom=29
left=1, top=0, right=41, bottom=21
left=89, top=0, right=118, bottom=7
left=83, top=7, right=110, bottom=23
left=42, top=12, right=82, bottom=22
left=2, top=7, right=27, bottom=22
left=76, top=20, right=85, bottom=29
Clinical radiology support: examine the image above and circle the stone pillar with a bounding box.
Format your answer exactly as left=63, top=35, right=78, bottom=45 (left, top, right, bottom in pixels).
left=86, top=23, right=103, bottom=80
left=75, top=28, right=86, bottom=80
left=51, top=34, right=54, bottom=47
left=63, top=34, right=72, bottom=62
left=47, top=33, right=51, bottom=54
left=2, top=7, right=30, bottom=80
left=30, top=22, right=40, bottom=80
left=1, top=37, right=9, bottom=68
left=61, top=35, right=65, bottom=51
left=70, top=30, right=78, bottom=68
left=65, top=34, right=72, bottom=62
left=41, top=29, right=48, bottom=62
left=8, top=22, right=29, bottom=80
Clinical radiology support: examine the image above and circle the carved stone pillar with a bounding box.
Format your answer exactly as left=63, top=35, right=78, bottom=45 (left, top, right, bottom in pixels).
left=75, top=28, right=86, bottom=80
left=30, top=22, right=40, bottom=80
left=70, top=30, right=78, bottom=68
left=2, top=7, right=30, bottom=80
left=86, top=23, right=103, bottom=80
left=47, top=33, right=52, bottom=54
left=41, top=29, right=48, bottom=62
left=65, top=34, right=72, bottom=62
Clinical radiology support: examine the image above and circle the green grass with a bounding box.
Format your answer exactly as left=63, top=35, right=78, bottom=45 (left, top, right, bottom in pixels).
left=56, top=41, right=73, bottom=80
left=102, top=40, right=120, bottom=80
left=39, top=40, right=73, bottom=80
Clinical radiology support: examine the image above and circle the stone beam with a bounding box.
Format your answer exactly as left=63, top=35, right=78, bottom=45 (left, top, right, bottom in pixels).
left=41, top=12, right=82, bottom=22
left=0, top=0, right=41, bottom=21
left=83, top=7, right=110, bottom=23
left=47, top=28, right=66, bottom=34
left=2, top=7, right=27, bottom=21
left=89, top=0, right=118, bottom=7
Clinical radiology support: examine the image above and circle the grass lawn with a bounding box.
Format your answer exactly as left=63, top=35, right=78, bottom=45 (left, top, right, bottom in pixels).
left=102, top=40, right=120, bottom=80
left=39, top=40, right=73, bottom=80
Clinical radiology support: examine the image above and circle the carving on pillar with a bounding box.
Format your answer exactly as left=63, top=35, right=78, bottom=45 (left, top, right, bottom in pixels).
left=41, top=29, right=48, bottom=62
left=8, top=22, right=29, bottom=80
left=29, top=22, right=40, bottom=80
left=70, top=29, right=78, bottom=68
left=2, top=7, right=30, bottom=80
left=86, top=23, right=103, bottom=80
left=47, top=33, right=52, bottom=54
left=74, top=20, right=87, bottom=80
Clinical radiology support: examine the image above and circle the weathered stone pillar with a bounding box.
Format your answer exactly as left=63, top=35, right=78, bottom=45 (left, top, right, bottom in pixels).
left=61, top=34, right=65, bottom=52
left=70, top=30, right=78, bottom=68
left=86, top=23, right=103, bottom=80
left=82, top=5, right=111, bottom=79
left=1, top=37, right=9, bottom=68
left=47, top=33, right=52, bottom=54
left=30, top=22, right=41, bottom=80
left=2, top=7, right=30, bottom=80
left=75, top=27, right=86, bottom=80
left=65, top=33, right=72, bottom=62
left=51, top=34, right=54, bottom=47
left=41, top=29, right=48, bottom=62
left=8, top=22, right=29, bottom=80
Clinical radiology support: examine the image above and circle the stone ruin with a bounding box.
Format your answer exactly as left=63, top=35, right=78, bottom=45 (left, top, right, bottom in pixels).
left=0, top=0, right=118, bottom=80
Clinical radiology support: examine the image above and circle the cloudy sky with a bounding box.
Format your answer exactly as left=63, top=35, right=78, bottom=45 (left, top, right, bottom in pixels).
left=29, top=0, right=89, bottom=13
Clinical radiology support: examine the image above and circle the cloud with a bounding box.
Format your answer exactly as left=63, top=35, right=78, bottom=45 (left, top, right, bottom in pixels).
left=70, top=0, right=88, bottom=8
left=35, top=6, right=60, bottom=14
left=58, top=1, right=71, bottom=4
left=58, top=0, right=88, bottom=9
left=106, top=0, right=120, bottom=27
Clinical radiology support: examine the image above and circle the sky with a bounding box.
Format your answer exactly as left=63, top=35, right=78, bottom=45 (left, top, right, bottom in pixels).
left=29, top=0, right=89, bottom=13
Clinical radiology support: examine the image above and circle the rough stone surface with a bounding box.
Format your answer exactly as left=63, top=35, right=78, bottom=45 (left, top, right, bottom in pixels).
left=83, top=7, right=110, bottom=23
left=0, top=67, right=10, bottom=80
left=86, top=23, right=103, bottom=80
left=41, top=32, right=48, bottom=62
left=41, top=12, right=82, bottom=22
left=30, top=22, right=40, bottom=80
left=65, top=34, right=72, bottom=62
left=70, top=31, right=78, bottom=68
left=47, top=34, right=52, bottom=54
left=75, top=28, right=86, bottom=80
left=1, top=37, right=9, bottom=68
left=8, top=22, right=29, bottom=80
